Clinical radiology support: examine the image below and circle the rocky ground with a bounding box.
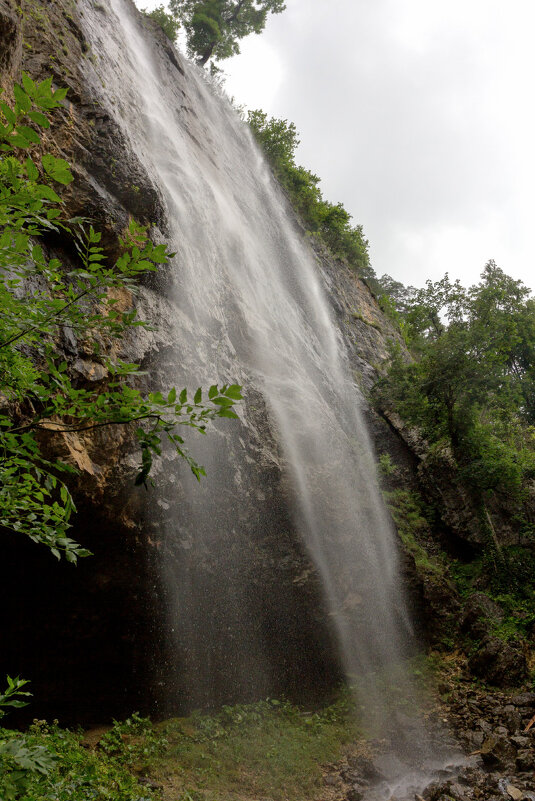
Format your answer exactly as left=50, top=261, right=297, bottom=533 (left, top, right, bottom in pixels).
left=321, top=658, right=535, bottom=801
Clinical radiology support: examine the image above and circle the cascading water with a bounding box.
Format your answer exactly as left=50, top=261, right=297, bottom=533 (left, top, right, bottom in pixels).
left=81, top=2, right=463, bottom=795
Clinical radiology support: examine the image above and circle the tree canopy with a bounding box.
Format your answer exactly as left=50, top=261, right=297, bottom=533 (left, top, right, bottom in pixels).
left=168, top=0, right=286, bottom=66
left=376, top=262, right=535, bottom=505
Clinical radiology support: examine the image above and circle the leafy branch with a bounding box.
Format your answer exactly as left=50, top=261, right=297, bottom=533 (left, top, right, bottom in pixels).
left=0, top=73, right=242, bottom=561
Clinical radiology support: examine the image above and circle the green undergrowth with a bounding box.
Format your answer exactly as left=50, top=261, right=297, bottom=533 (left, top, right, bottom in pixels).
left=384, top=488, right=444, bottom=577
left=154, top=694, right=359, bottom=801
left=0, top=715, right=161, bottom=801
left=0, top=695, right=361, bottom=801
left=450, top=548, right=535, bottom=644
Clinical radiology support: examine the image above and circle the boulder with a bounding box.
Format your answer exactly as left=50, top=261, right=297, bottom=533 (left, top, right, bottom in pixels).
left=468, top=637, right=528, bottom=687
left=460, top=593, right=503, bottom=640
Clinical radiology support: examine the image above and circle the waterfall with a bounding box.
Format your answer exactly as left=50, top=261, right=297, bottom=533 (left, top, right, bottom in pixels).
left=79, top=0, right=446, bottom=783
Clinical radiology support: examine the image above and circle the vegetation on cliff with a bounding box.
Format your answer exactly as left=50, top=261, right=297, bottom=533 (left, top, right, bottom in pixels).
left=247, top=110, right=375, bottom=285
left=142, top=4, right=181, bottom=42
left=141, top=0, right=286, bottom=70
left=170, top=0, right=286, bottom=66
left=375, top=261, right=535, bottom=665
left=377, top=261, right=535, bottom=518
left=0, top=75, right=242, bottom=560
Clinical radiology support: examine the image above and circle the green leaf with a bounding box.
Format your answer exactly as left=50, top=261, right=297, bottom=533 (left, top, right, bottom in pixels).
left=194, top=387, right=202, bottom=404
left=25, top=157, right=39, bottom=180
left=0, top=101, right=17, bottom=125
left=27, top=109, right=50, bottom=128
left=218, top=408, right=239, bottom=419
left=8, top=133, right=30, bottom=148
left=41, top=153, right=73, bottom=185
left=13, top=83, right=31, bottom=112
left=21, top=72, right=36, bottom=97
left=53, top=87, right=68, bottom=102
left=16, top=124, right=40, bottom=144
left=224, top=384, right=243, bottom=400
left=35, top=184, right=61, bottom=202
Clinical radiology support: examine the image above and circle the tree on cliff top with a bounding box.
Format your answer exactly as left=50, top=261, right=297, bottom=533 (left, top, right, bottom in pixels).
left=169, top=0, right=285, bottom=66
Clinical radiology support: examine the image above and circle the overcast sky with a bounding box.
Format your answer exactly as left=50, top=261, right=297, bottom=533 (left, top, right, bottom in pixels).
left=141, top=0, right=535, bottom=291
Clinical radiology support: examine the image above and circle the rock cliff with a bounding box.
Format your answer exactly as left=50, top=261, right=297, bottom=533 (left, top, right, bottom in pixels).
left=0, top=0, right=522, bottom=724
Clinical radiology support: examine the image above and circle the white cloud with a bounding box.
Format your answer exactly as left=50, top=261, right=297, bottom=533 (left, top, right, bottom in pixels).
left=223, top=0, right=535, bottom=291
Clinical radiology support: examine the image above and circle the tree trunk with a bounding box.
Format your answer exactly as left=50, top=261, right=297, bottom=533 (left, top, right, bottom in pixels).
left=197, top=41, right=216, bottom=66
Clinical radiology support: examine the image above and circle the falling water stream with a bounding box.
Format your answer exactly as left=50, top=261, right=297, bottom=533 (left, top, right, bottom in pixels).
left=81, top=2, right=463, bottom=796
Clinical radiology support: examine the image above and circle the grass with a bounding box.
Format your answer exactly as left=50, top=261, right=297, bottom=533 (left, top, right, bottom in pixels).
left=154, top=695, right=360, bottom=801
left=0, top=694, right=362, bottom=801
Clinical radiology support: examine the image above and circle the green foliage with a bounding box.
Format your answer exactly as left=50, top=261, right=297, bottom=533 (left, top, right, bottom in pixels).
left=158, top=694, right=358, bottom=800
left=0, top=719, right=160, bottom=801
left=378, top=451, right=395, bottom=476
left=0, top=679, right=58, bottom=801
left=98, top=712, right=167, bottom=769
left=0, top=677, right=31, bottom=718
left=377, top=273, right=417, bottom=317
left=384, top=489, right=443, bottom=576
left=0, top=75, right=242, bottom=560
left=0, top=697, right=360, bottom=801
left=142, top=4, right=181, bottom=41
left=168, top=0, right=286, bottom=66
left=450, top=548, right=535, bottom=644
left=376, top=262, right=535, bottom=508
left=247, top=110, right=373, bottom=281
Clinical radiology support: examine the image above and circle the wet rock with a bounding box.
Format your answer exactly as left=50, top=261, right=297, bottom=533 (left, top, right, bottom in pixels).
left=446, top=781, right=472, bottom=800
left=371, top=752, right=409, bottom=780
left=502, top=706, right=522, bottom=734
left=0, top=1, right=21, bottom=74
left=460, top=593, right=503, bottom=640
left=479, top=734, right=516, bottom=767
left=510, top=735, right=530, bottom=749
left=505, top=785, right=524, bottom=801
left=346, top=754, right=382, bottom=780
left=515, top=749, right=535, bottom=771
left=422, top=781, right=444, bottom=800
left=466, top=729, right=485, bottom=748
left=422, top=781, right=470, bottom=801
left=346, top=785, right=364, bottom=801
left=468, top=637, right=528, bottom=687
left=323, top=773, right=340, bottom=786
left=511, top=693, right=535, bottom=707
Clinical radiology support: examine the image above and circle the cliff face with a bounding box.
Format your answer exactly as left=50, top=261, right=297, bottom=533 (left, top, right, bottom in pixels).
left=0, top=0, right=477, bottom=722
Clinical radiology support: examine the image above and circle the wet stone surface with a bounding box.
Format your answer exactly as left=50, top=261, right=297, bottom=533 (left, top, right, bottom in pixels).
left=320, top=672, right=535, bottom=801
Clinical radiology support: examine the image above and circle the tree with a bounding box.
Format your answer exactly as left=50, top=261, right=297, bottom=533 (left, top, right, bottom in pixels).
left=377, top=273, right=417, bottom=316
left=376, top=262, right=535, bottom=501
left=169, top=0, right=286, bottom=66
left=0, top=75, right=242, bottom=561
